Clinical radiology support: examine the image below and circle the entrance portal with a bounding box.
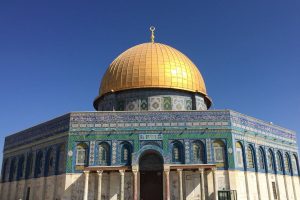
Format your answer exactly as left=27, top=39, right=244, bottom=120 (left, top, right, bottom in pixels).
left=139, top=151, right=163, bottom=200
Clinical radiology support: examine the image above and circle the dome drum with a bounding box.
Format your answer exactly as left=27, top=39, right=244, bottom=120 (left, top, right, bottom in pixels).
left=94, top=88, right=209, bottom=111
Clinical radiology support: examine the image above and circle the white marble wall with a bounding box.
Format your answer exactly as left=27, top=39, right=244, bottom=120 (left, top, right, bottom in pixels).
left=184, top=171, right=201, bottom=200
left=0, top=174, right=65, bottom=200
left=257, top=172, right=270, bottom=200
left=170, top=171, right=179, bottom=200
left=0, top=171, right=299, bottom=200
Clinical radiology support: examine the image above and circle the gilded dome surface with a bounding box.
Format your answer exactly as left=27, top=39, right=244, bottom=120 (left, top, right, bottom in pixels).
left=99, top=42, right=207, bottom=97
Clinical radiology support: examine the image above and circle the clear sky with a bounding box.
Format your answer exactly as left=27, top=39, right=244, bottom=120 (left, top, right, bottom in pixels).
left=0, top=0, right=300, bottom=166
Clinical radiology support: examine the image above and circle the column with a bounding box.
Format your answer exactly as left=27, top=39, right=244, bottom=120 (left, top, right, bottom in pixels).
left=0, top=182, right=3, bottom=199
left=15, top=179, right=20, bottom=200
left=177, top=169, right=184, bottom=200
left=132, top=169, right=139, bottom=200
left=83, top=170, right=90, bottom=200
left=97, top=170, right=103, bottom=200
left=244, top=171, right=250, bottom=200
left=42, top=176, right=47, bottom=200
left=266, top=173, right=272, bottom=200
left=212, top=168, right=218, bottom=200
left=291, top=175, right=297, bottom=200
left=255, top=172, right=261, bottom=200
left=283, top=174, right=290, bottom=200
left=199, top=168, right=205, bottom=200
left=52, top=175, right=58, bottom=200
left=119, top=170, right=125, bottom=200
left=274, top=174, right=281, bottom=200
left=7, top=179, right=12, bottom=200
left=164, top=167, right=170, bottom=200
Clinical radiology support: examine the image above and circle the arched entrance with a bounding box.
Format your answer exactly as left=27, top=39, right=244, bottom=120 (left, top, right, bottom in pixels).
left=139, top=150, right=163, bottom=200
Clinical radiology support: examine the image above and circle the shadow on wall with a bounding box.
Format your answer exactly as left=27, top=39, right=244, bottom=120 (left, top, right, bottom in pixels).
left=61, top=172, right=133, bottom=200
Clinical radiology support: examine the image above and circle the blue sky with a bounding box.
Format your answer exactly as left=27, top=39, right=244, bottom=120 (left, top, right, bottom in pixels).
left=0, top=0, right=300, bottom=165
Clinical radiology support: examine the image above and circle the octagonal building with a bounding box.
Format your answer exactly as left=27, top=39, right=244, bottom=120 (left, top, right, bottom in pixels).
left=1, top=31, right=299, bottom=200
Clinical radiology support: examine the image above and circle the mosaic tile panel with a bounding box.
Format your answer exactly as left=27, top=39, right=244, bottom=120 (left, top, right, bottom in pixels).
left=140, top=98, right=148, bottom=111
left=149, top=97, right=161, bottom=111
left=112, top=141, right=117, bottom=164
left=184, top=140, right=191, bottom=163
left=163, top=97, right=172, bottom=110
left=125, top=98, right=139, bottom=111
left=206, top=139, right=212, bottom=163
left=226, top=134, right=235, bottom=169
left=89, top=141, right=95, bottom=165
left=172, top=97, right=185, bottom=111
left=185, top=99, right=192, bottom=110
left=196, top=95, right=207, bottom=110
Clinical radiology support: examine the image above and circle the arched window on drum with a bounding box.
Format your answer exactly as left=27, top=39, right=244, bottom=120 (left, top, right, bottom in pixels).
left=291, top=154, right=299, bottom=175
left=276, top=151, right=284, bottom=172
left=121, top=142, right=132, bottom=165
left=9, top=158, right=17, bottom=181
left=284, top=153, right=292, bottom=174
left=235, top=142, right=244, bottom=168
left=172, top=141, right=184, bottom=164
left=98, top=142, right=110, bottom=166
left=17, top=155, right=25, bottom=180
left=35, top=151, right=44, bottom=177
left=247, top=145, right=255, bottom=169
left=192, top=141, right=205, bottom=163
left=25, top=153, right=33, bottom=178
left=213, top=140, right=226, bottom=168
left=267, top=149, right=275, bottom=171
left=57, top=144, right=66, bottom=174
left=76, top=143, right=88, bottom=166
left=258, top=147, right=266, bottom=171
left=45, top=148, right=55, bottom=176
left=1, top=159, right=9, bottom=182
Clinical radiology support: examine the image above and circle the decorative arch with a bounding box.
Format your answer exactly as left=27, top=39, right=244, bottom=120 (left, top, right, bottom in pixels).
left=9, top=158, right=17, bottom=181
left=75, top=143, right=88, bottom=166
left=258, top=147, right=266, bottom=171
left=292, top=154, right=299, bottom=175
left=120, top=141, right=132, bottom=166
left=56, top=144, right=66, bottom=174
left=98, top=142, right=110, bottom=166
left=35, top=151, right=44, bottom=177
left=192, top=140, right=205, bottom=163
left=246, top=145, right=255, bottom=169
left=45, top=148, right=55, bottom=176
left=139, top=149, right=164, bottom=171
left=284, top=153, right=292, bottom=174
left=142, top=141, right=161, bottom=148
left=276, top=151, right=284, bottom=172
left=1, top=159, right=9, bottom=182
left=213, top=139, right=226, bottom=168
left=267, top=149, right=275, bottom=171
left=171, top=140, right=184, bottom=164
left=132, top=144, right=168, bottom=165
left=25, top=153, right=34, bottom=178
left=17, top=155, right=25, bottom=179
left=235, top=141, right=245, bottom=168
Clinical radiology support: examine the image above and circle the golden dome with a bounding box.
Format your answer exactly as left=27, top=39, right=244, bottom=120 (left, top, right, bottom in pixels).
left=99, top=42, right=208, bottom=97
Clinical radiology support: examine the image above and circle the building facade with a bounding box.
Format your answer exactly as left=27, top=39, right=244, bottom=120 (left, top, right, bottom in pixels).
left=1, top=34, right=300, bottom=200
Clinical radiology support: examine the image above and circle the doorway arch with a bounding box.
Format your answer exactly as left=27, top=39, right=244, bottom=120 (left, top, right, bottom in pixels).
left=139, top=150, right=164, bottom=200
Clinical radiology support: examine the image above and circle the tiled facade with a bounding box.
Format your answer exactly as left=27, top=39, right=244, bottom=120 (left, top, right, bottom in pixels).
left=0, top=110, right=299, bottom=200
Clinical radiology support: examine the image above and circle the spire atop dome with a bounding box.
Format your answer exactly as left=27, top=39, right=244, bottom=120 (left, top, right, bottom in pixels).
left=150, top=26, right=155, bottom=43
